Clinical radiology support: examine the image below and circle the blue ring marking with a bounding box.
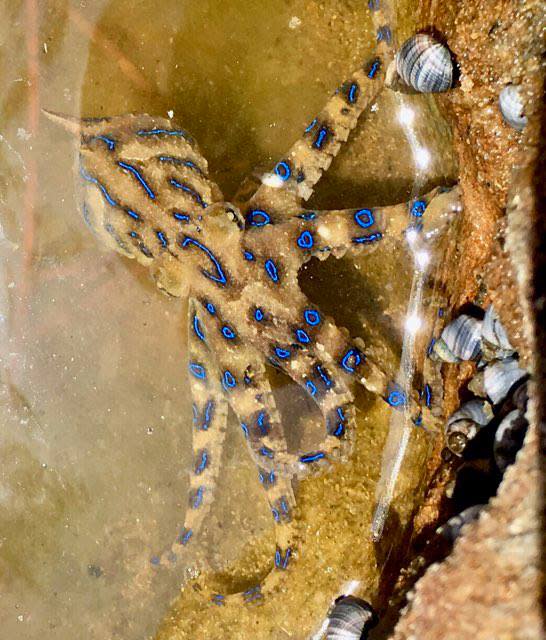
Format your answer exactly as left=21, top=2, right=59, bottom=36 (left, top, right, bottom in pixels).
left=128, top=230, right=139, bottom=238
left=366, top=58, right=381, bottom=79
left=202, top=400, right=214, bottom=430
left=254, top=308, right=264, bottom=322
left=259, top=446, right=274, bottom=459
left=368, top=0, right=380, bottom=9
left=424, top=383, right=432, bottom=408
left=354, top=208, right=375, bottom=228
left=377, top=25, right=393, bottom=43
left=195, top=451, right=208, bottom=475
left=411, top=200, right=427, bottom=217
left=312, top=125, right=329, bottom=149
left=341, top=348, right=362, bottom=373
left=297, top=211, right=316, bottom=220
left=316, top=364, right=333, bottom=388
left=271, top=508, right=280, bottom=523
left=304, top=117, right=318, bottom=133
left=427, top=337, right=436, bottom=356
left=274, top=347, right=290, bottom=359
left=243, top=250, right=255, bottom=261
left=156, top=230, right=168, bottom=247
left=222, top=370, right=236, bottom=390
left=205, top=302, right=216, bottom=315
left=178, top=528, right=193, bottom=545
left=297, top=230, right=314, bottom=249
left=137, top=128, right=190, bottom=139
left=274, top=547, right=292, bottom=570
left=193, top=315, right=205, bottom=341
left=189, top=362, right=206, bottom=379
left=180, top=236, right=227, bottom=285
left=305, top=380, right=318, bottom=396
left=247, top=209, right=271, bottom=227
left=242, top=586, right=263, bottom=604
left=438, top=308, right=444, bottom=318
left=80, top=167, right=118, bottom=207
left=413, top=413, right=423, bottom=427
left=191, top=486, right=204, bottom=509
left=295, top=328, right=311, bottom=344
left=169, top=178, right=207, bottom=208
left=300, top=451, right=326, bottom=464
left=241, top=422, right=249, bottom=439
left=221, top=325, right=236, bottom=340
left=274, top=160, right=291, bottom=181
left=157, top=155, right=205, bottom=176
left=264, top=259, right=279, bottom=283
left=90, top=135, right=116, bottom=150
left=304, top=309, right=321, bottom=326
left=353, top=232, right=383, bottom=244
left=387, top=390, right=407, bottom=407
left=173, top=211, right=190, bottom=223
left=118, top=161, right=156, bottom=199
left=212, top=594, right=225, bottom=606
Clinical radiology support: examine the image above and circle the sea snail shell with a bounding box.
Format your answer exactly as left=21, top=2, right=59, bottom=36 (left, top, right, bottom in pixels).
left=326, top=596, right=378, bottom=639
left=396, top=33, right=454, bottom=93
left=499, top=84, right=528, bottom=131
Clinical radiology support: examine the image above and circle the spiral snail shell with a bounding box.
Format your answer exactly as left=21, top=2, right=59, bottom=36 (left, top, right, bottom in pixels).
left=396, top=34, right=454, bottom=93
left=326, top=596, right=377, bottom=639
left=499, top=84, right=528, bottom=131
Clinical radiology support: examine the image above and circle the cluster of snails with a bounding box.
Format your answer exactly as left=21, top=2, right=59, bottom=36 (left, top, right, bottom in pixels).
left=432, top=305, right=529, bottom=529
left=391, top=34, right=527, bottom=131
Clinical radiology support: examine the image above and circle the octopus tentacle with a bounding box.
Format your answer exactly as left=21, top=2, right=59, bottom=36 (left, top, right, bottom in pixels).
left=156, top=299, right=229, bottom=568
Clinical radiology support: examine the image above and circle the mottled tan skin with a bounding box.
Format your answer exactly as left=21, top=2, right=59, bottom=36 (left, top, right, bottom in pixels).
left=46, top=35, right=461, bottom=606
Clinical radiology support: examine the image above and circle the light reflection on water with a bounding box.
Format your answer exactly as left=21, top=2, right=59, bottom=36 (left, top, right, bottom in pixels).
left=0, top=1, right=456, bottom=638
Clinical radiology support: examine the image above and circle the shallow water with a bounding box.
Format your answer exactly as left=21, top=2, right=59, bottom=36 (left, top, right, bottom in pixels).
left=0, top=1, right=456, bottom=639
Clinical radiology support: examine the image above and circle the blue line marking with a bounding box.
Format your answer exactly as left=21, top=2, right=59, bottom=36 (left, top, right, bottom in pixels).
left=254, top=308, right=264, bottom=322
left=424, top=383, right=432, bottom=408
left=305, top=380, right=317, bottom=396
left=274, top=547, right=291, bottom=570
left=274, top=347, right=290, bottom=359
left=341, top=348, right=362, bottom=373
left=180, top=236, right=227, bottom=285
left=274, top=161, right=291, bottom=181
left=368, top=0, right=380, bottom=10
left=193, top=315, right=205, bottom=341
left=137, top=128, right=190, bottom=139
left=304, top=309, right=321, bottom=326
left=300, top=451, right=325, bottom=464
left=189, top=362, right=206, bottom=379
left=206, top=302, right=216, bottom=315
left=295, top=328, right=311, bottom=344
left=265, top=259, right=279, bottom=283
left=221, top=325, right=236, bottom=340
left=202, top=400, right=214, bottom=430
left=297, top=211, right=316, bottom=220
left=156, top=230, right=168, bottom=247
left=169, top=178, right=207, bottom=208
left=212, top=594, right=225, bottom=606
left=80, top=167, right=118, bottom=207
left=91, top=135, right=116, bottom=150
left=178, top=528, right=193, bottom=545
left=173, top=211, right=190, bottom=223
left=247, top=209, right=271, bottom=227
left=222, top=370, right=236, bottom=390
left=259, top=447, right=274, bottom=459
left=157, top=155, right=205, bottom=176
left=241, top=422, right=249, bottom=439
left=195, top=450, right=208, bottom=475
left=353, top=232, right=383, bottom=244
left=304, top=117, right=317, bottom=133
left=191, top=486, right=204, bottom=508
left=118, top=161, right=156, bottom=199
left=297, top=230, right=314, bottom=249
left=411, top=200, right=427, bottom=217
left=243, top=250, right=255, bottom=261
left=256, top=412, right=269, bottom=435
left=125, top=208, right=141, bottom=221
left=377, top=25, right=392, bottom=43
left=354, top=208, right=375, bottom=228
